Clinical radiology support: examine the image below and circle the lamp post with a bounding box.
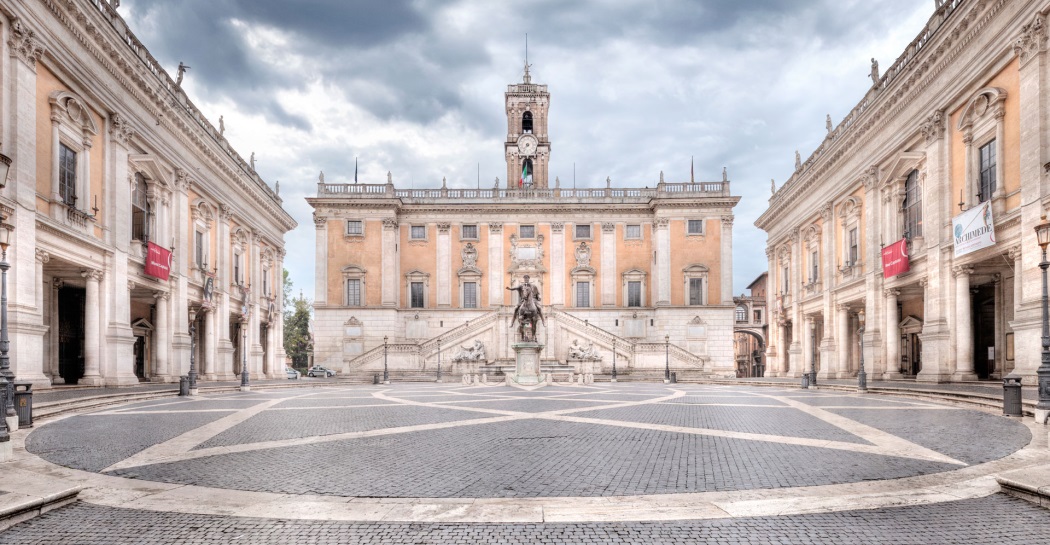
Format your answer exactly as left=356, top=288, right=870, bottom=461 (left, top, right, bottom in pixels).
left=857, top=309, right=867, bottom=392
left=611, top=340, right=617, bottom=383
left=664, top=334, right=670, bottom=383
left=436, top=337, right=442, bottom=383
left=383, top=335, right=389, bottom=384
left=188, top=308, right=199, bottom=395
left=809, top=319, right=818, bottom=389
left=240, top=321, right=250, bottom=391
left=1034, top=216, right=1050, bottom=423
left=0, top=216, right=15, bottom=429
left=0, top=149, right=10, bottom=455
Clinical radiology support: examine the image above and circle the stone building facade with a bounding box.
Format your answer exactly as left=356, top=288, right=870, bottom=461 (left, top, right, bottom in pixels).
left=308, top=67, right=741, bottom=379
left=733, top=273, right=767, bottom=378
left=0, top=0, right=296, bottom=387
left=756, top=0, right=1049, bottom=383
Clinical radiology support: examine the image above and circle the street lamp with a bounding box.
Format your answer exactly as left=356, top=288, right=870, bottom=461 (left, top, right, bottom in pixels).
left=188, top=308, right=199, bottom=395
left=383, top=335, right=389, bottom=384
left=240, top=321, right=250, bottom=391
left=436, top=337, right=442, bottom=383
left=809, top=319, right=818, bottom=389
left=857, top=309, right=867, bottom=392
left=1034, top=216, right=1050, bottom=423
left=0, top=219, right=15, bottom=428
left=664, top=334, right=670, bottom=383
left=611, top=340, right=617, bottom=383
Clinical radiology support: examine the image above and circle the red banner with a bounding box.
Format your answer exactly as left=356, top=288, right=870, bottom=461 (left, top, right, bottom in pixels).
left=145, top=242, right=172, bottom=281
left=881, top=238, right=910, bottom=279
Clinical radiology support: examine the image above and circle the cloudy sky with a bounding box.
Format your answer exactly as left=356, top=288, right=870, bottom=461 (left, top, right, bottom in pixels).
left=119, top=0, right=932, bottom=301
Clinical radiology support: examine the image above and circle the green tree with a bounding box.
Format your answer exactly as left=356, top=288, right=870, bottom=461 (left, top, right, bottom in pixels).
left=284, top=291, right=312, bottom=369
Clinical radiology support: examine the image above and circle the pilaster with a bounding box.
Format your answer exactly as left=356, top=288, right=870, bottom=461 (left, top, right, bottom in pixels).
left=550, top=222, right=565, bottom=306
left=655, top=218, right=670, bottom=306
left=437, top=222, right=451, bottom=307
left=600, top=222, right=616, bottom=306
left=488, top=222, right=504, bottom=306
left=720, top=216, right=734, bottom=304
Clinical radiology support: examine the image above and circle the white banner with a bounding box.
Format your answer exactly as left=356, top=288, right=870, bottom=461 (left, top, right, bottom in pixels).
left=952, top=201, right=996, bottom=258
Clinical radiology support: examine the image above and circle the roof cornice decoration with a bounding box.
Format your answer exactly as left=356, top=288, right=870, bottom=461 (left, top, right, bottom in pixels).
left=757, top=0, right=1005, bottom=231
left=40, top=0, right=296, bottom=232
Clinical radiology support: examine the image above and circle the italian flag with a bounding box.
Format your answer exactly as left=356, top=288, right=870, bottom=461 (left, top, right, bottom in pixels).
left=520, top=162, right=529, bottom=188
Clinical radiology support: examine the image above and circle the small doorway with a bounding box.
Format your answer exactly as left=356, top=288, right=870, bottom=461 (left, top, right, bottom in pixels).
left=131, top=319, right=154, bottom=381
left=900, top=316, right=923, bottom=377
left=57, top=286, right=85, bottom=384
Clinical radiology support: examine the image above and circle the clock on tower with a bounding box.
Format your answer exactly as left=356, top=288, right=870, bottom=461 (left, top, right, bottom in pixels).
left=505, top=61, right=551, bottom=189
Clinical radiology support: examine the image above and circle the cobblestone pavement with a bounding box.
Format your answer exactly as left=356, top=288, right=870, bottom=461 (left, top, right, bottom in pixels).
left=2, top=494, right=1048, bottom=544
left=24, top=384, right=1030, bottom=498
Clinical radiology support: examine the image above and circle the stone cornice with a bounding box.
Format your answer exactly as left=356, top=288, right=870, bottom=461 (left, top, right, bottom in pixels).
left=38, top=0, right=296, bottom=233
left=757, top=0, right=1006, bottom=231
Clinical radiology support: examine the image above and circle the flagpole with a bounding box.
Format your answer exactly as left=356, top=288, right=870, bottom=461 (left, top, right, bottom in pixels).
left=573, top=162, right=576, bottom=189
left=354, top=156, right=358, bottom=184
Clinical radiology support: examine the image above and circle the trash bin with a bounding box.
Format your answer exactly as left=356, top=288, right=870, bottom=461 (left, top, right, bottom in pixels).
left=670, top=372, right=677, bottom=384
left=179, top=376, right=189, bottom=397
left=1003, top=373, right=1022, bottom=417
left=801, top=373, right=810, bottom=389
left=13, top=382, right=31, bottom=428
left=373, top=374, right=380, bottom=385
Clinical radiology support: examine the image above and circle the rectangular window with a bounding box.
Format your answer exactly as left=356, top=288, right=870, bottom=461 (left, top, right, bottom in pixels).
left=575, top=224, right=591, bottom=239
left=689, top=278, right=703, bottom=305
left=410, top=282, right=425, bottom=308
left=627, top=281, right=641, bottom=307
left=262, top=270, right=270, bottom=296
left=410, top=225, right=426, bottom=239
left=978, top=140, right=996, bottom=202
left=736, top=306, right=747, bottom=322
left=461, top=224, right=478, bottom=239
left=59, top=143, right=77, bottom=206
left=519, top=225, right=536, bottom=238
left=576, top=282, right=590, bottom=307
left=903, top=169, right=923, bottom=238
left=782, top=266, right=789, bottom=293
left=195, top=231, right=205, bottom=268
left=131, top=174, right=149, bottom=241
left=463, top=282, right=477, bottom=308
left=754, top=309, right=762, bottom=323
left=625, top=224, right=641, bottom=239
left=848, top=228, right=859, bottom=265
left=347, top=279, right=361, bottom=306
left=346, top=220, right=363, bottom=236
left=687, top=219, right=704, bottom=235
left=810, top=250, right=819, bottom=283
left=233, top=252, right=242, bottom=284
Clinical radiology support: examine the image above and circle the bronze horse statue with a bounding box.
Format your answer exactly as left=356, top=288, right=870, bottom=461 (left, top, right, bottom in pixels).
left=507, top=275, right=546, bottom=342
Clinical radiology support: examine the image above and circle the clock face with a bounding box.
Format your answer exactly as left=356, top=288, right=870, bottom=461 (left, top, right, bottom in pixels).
left=517, top=134, right=538, bottom=156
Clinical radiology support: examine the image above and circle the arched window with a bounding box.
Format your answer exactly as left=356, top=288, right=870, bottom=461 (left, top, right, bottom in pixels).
left=520, top=158, right=534, bottom=188
left=903, top=169, right=922, bottom=238
left=521, top=111, right=533, bottom=133
left=735, top=305, right=748, bottom=323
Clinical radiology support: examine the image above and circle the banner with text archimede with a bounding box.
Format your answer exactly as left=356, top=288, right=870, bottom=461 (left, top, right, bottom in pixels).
left=881, top=238, right=910, bottom=278
left=952, top=201, right=996, bottom=258
left=145, top=242, right=172, bottom=281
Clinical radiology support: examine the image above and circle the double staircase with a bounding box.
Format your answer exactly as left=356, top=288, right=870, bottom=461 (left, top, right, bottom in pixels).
left=341, top=307, right=712, bottom=382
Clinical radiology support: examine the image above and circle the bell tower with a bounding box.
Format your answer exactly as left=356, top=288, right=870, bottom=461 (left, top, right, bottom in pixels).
left=505, top=61, right=551, bottom=189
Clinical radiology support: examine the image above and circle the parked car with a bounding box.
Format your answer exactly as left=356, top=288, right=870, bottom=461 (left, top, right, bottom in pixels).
left=285, top=367, right=301, bottom=380
left=307, top=366, right=335, bottom=378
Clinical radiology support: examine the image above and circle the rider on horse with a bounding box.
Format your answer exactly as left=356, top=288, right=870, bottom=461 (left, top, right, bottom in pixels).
left=506, top=274, right=545, bottom=327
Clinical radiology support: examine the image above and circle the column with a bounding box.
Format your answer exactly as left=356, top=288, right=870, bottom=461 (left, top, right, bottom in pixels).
left=314, top=214, right=328, bottom=305
left=204, top=309, right=216, bottom=378
left=81, top=270, right=103, bottom=386
left=802, top=315, right=812, bottom=383
left=917, top=110, right=952, bottom=383
left=883, top=288, right=902, bottom=379
left=382, top=218, right=398, bottom=306
left=837, top=304, right=851, bottom=377
left=601, top=222, right=616, bottom=306
left=265, top=322, right=277, bottom=377
left=819, top=203, right=836, bottom=377
left=153, top=291, right=171, bottom=380
left=488, top=223, right=504, bottom=306
left=655, top=218, right=670, bottom=306
left=778, top=324, right=789, bottom=376
left=172, top=173, right=192, bottom=381
left=764, top=248, right=778, bottom=376
left=437, top=223, right=451, bottom=307
left=788, top=229, right=802, bottom=376
left=953, top=265, right=976, bottom=380
left=275, top=248, right=288, bottom=364
left=550, top=223, right=565, bottom=306
left=720, top=217, right=734, bottom=304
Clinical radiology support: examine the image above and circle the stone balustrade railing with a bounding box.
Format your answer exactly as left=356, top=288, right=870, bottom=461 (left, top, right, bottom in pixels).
left=316, top=182, right=731, bottom=200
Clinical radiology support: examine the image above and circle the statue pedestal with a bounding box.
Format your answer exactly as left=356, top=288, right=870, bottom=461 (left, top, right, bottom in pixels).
left=509, top=342, right=544, bottom=386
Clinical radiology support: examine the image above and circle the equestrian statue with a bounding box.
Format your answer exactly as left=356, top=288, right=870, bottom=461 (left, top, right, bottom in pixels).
left=506, top=274, right=546, bottom=342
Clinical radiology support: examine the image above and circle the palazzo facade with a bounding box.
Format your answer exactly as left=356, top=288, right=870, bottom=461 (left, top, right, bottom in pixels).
left=757, top=0, right=1050, bottom=383
left=1, top=0, right=296, bottom=387
left=308, top=67, right=741, bottom=379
